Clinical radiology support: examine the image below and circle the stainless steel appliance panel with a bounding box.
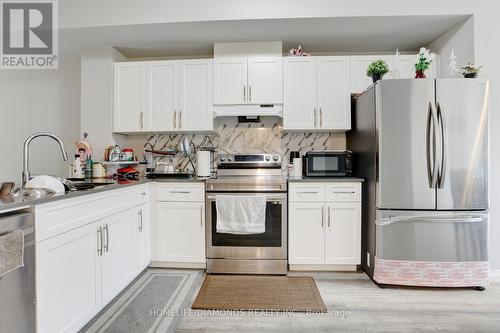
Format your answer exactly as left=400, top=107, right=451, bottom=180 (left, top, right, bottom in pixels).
left=376, top=79, right=437, bottom=210
left=0, top=211, right=35, bottom=333
left=435, top=79, right=490, bottom=210
left=376, top=210, right=488, bottom=262
left=205, top=192, right=287, bottom=260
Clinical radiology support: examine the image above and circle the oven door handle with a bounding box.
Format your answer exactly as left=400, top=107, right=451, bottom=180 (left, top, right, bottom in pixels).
left=206, top=194, right=287, bottom=201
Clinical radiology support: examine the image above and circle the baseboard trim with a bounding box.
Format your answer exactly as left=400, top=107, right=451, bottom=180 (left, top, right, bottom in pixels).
left=149, top=261, right=207, bottom=269
left=289, top=264, right=358, bottom=271
left=490, top=269, right=500, bottom=281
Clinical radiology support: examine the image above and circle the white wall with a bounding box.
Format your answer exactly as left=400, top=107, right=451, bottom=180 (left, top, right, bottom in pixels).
left=0, top=56, right=80, bottom=185
left=429, top=17, right=475, bottom=77
left=80, top=48, right=127, bottom=161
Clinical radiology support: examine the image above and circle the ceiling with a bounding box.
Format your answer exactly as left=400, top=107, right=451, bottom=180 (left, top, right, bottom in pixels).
left=61, top=15, right=471, bottom=58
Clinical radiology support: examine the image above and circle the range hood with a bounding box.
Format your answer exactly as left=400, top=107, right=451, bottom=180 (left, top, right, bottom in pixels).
left=213, top=104, right=283, bottom=118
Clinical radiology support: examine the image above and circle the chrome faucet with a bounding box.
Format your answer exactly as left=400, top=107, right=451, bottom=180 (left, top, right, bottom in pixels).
left=22, top=132, right=69, bottom=187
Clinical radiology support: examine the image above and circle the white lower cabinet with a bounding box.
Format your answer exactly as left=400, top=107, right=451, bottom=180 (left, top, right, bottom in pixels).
left=35, top=186, right=151, bottom=333
left=324, top=202, right=361, bottom=265
left=101, top=209, right=137, bottom=305
left=288, top=202, right=325, bottom=264
left=156, top=201, right=205, bottom=263
left=288, top=182, right=362, bottom=269
left=36, top=222, right=102, bottom=333
left=135, top=204, right=150, bottom=274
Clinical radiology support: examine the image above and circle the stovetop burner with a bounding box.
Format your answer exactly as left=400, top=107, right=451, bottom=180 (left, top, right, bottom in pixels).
left=207, top=153, right=286, bottom=192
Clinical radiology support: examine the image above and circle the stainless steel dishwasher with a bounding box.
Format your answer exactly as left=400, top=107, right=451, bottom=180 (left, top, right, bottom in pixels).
left=0, top=209, right=35, bottom=333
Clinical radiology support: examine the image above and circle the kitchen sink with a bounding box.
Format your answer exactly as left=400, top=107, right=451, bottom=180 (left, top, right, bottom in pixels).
left=11, top=187, right=56, bottom=199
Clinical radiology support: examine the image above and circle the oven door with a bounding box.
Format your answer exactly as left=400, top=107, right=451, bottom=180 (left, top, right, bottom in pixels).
left=304, top=152, right=347, bottom=177
left=206, top=192, right=287, bottom=260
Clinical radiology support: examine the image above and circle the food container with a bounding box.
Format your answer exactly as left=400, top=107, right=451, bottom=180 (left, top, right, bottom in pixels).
left=123, top=148, right=134, bottom=161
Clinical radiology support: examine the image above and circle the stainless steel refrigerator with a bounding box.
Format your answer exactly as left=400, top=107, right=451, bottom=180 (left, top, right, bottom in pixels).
left=348, top=78, right=490, bottom=289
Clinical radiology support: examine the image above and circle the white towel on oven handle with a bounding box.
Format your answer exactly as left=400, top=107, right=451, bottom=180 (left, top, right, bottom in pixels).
left=216, top=195, right=266, bottom=234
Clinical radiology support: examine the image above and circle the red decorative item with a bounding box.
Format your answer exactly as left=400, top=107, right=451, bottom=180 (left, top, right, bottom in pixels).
left=415, top=69, right=426, bottom=79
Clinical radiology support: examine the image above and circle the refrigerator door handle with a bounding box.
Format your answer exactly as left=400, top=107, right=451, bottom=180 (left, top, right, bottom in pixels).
left=426, top=102, right=439, bottom=188
left=375, top=214, right=487, bottom=226
left=437, top=102, right=447, bottom=189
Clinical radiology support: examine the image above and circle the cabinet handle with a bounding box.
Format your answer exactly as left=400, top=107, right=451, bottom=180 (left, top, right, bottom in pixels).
left=243, top=83, right=246, bottom=102
left=328, top=206, right=331, bottom=228
left=141, top=192, right=147, bottom=196
left=97, top=226, right=103, bottom=256
left=321, top=206, right=324, bottom=228
left=139, top=111, right=144, bottom=129
left=179, top=110, right=182, bottom=129
left=320, top=108, right=323, bottom=127
left=333, top=191, right=356, bottom=194
left=169, top=190, right=190, bottom=194
left=201, top=205, right=204, bottom=227
left=299, top=191, right=319, bottom=194
left=314, top=108, right=317, bottom=127
left=103, top=224, right=109, bottom=252
left=249, top=85, right=252, bottom=102
left=138, top=210, right=143, bottom=232
left=173, top=111, right=177, bottom=129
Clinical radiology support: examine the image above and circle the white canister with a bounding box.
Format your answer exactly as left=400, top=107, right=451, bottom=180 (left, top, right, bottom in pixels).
left=196, top=151, right=211, bottom=177
left=292, top=158, right=303, bottom=178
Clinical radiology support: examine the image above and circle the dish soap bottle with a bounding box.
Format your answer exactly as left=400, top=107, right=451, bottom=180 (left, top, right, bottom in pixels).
left=85, top=155, right=93, bottom=179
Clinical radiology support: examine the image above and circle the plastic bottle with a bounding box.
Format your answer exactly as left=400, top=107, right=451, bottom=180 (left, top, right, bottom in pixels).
left=85, top=155, right=93, bottom=179
left=72, top=154, right=84, bottom=178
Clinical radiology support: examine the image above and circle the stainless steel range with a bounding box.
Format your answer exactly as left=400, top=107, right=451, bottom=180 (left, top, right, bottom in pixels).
left=205, top=153, right=287, bottom=275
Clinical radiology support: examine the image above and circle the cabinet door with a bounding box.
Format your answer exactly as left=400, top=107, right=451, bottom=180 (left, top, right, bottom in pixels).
left=135, top=205, right=150, bottom=274
left=156, top=202, right=205, bottom=262
left=324, top=202, right=361, bottom=265
left=113, top=63, right=144, bottom=132
left=288, top=202, right=325, bottom=264
left=145, top=61, right=178, bottom=131
left=317, top=56, right=351, bottom=130
left=350, top=55, right=394, bottom=93
left=396, top=54, right=439, bottom=79
left=36, top=222, right=102, bottom=333
left=283, top=57, right=317, bottom=130
left=179, top=59, right=214, bottom=131
left=214, top=58, right=247, bottom=104
left=247, top=57, right=283, bottom=104
left=101, top=209, right=137, bottom=305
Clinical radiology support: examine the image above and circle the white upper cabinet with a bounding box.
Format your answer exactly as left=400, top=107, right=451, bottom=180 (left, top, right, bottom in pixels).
left=350, top=54, right=439, bottom=93
left=283, top=56, right=351, bottom=131
left=396, top=54, right=438, bottom=79
left=283, top=57, right=317, bottom=130
left=214, top=57, right=282, bottom=105
left=317, top=56, right=351, bottom=130
left=113, top=63, right=144, bottom=132
left=179, top=59, right=214, bottom=131
left=114, top=59, right=213, bottom=133
left=247, top=57, right=283, bottom=104
left=350, top=55, right=394, bottom=93
left=146, top=61, right=178, bottom=131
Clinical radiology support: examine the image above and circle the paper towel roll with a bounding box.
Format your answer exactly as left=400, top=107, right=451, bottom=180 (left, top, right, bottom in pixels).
left=196, top=151, right=211, bottom=177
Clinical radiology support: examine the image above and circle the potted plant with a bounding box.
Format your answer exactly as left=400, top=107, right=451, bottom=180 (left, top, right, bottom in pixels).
left=461, top=63, right=482, bottom=78
left=366, top=59, right=389, bottom=83
left=414, top=47, right=435, bottom=78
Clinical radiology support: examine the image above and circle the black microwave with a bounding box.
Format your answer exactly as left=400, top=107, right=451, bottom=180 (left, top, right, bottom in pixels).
left=303, top=151, right=352, bottom=177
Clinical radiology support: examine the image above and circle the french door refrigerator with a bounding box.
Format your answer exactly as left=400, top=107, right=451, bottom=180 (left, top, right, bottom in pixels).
left=348, top=78, right=490, bottom=289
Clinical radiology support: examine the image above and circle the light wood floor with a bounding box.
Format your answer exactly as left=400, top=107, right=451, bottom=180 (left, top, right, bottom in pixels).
left=176, top=271, right=500, bottom=333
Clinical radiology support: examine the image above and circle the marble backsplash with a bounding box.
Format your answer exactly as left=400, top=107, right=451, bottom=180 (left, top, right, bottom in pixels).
left=139, top=117, right=346, bottom=172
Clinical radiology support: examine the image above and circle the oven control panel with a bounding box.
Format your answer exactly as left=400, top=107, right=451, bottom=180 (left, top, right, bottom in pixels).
left=218, top=154, right=281, bottom=166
